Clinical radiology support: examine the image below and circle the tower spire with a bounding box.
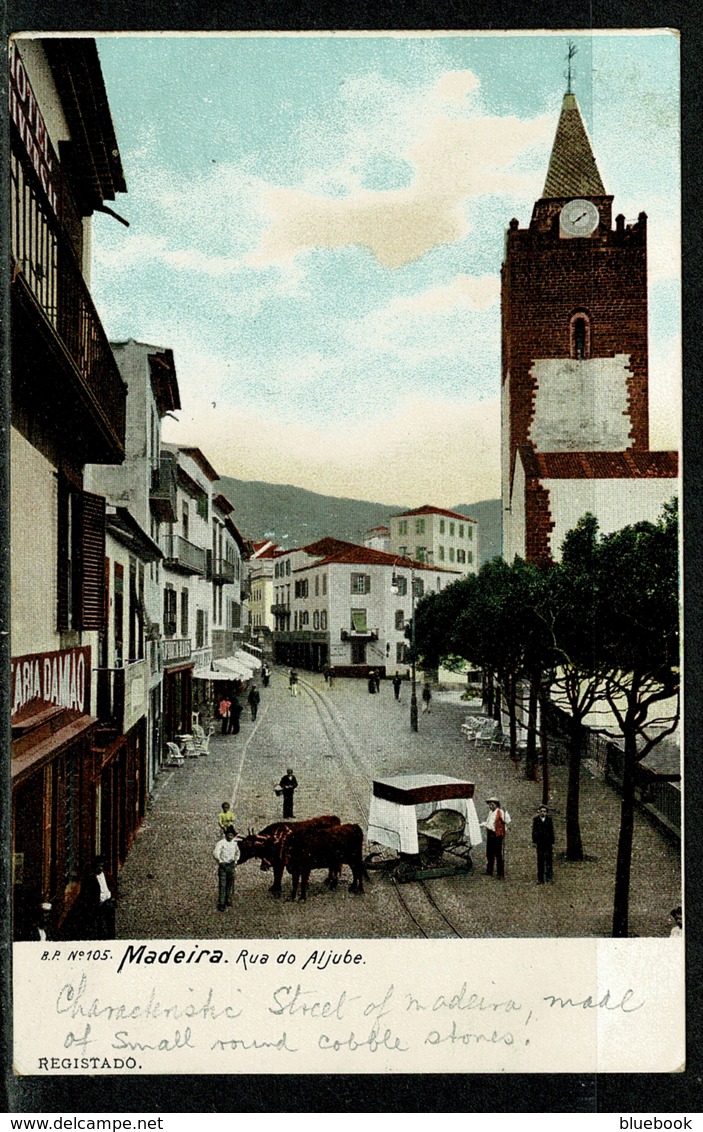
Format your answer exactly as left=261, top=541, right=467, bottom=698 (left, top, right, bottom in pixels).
left=565, top=39, right=577, bottom=94
left=542, top=83, right=606, bottom=199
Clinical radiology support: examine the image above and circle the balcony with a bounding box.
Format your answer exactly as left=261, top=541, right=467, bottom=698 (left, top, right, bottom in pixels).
left=271, top=603, right=290, bottom=615
left=150, top=457, right=178, bottom=523
left=96, top=666, right=125, bottom=733
left=191, top=647, right=212, bottom=671
left=10, top=143, right=127, bottom=465
left=163, top=533, right=207, bottom=576
left=210, top=555, right=236, bottom=584
left=162, top=637, right=192, bottom=666
left=341, top=628, right=379, bottom=642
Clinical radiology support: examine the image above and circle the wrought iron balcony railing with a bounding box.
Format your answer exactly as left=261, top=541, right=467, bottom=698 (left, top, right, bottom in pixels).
left=163, top=533, right=207, bottom=576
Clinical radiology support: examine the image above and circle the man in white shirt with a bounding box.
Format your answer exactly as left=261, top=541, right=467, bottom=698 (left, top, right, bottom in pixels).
left=213, top=827, right=240, bottom=910
left=480, top=796, right=511, bottom=879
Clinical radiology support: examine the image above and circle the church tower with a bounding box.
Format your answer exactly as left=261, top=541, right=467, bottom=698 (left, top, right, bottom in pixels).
left=501, top=86, right=675, bottom=565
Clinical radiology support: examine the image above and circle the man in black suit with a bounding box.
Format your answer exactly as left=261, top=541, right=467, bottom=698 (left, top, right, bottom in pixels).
left=532, top=805, right=555, bottom=884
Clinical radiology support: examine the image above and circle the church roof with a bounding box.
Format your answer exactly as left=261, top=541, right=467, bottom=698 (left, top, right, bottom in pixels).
left=543, top=92, right=606, bottom=199
left=519, top=447, right=678, bottom=479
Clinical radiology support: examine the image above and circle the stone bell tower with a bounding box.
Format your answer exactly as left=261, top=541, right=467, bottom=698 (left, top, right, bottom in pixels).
left=501, top=85, right=675, bottom=565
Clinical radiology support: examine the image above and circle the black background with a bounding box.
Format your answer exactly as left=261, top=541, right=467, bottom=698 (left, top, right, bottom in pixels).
left=1, top=0, right=701, bottom=1115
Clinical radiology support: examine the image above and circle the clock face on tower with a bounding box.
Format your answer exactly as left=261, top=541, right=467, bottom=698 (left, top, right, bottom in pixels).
left=559, top=198, right=600, bottom=237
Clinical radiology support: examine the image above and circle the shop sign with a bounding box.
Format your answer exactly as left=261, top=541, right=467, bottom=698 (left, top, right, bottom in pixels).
left=8, top=39, right=59, bottom=215
left=11, top=646, right=91, bottom=723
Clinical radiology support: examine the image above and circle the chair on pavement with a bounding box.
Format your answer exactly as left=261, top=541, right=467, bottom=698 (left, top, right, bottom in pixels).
left=197, top=726, right=214, bottom=756
left=192, top=722, right=205, bottom=742
left=165, top=741, right=185, bottom=767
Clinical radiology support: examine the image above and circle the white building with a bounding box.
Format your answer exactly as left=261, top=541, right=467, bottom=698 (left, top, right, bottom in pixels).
left=273, top=539, right=460, bottom=675
left=389, top=505, right=478, bottom=576
left=248, top=540, right=283, bottom=637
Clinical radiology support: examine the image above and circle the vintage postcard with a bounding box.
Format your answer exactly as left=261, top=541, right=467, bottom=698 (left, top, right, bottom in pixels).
left=8, top=29, right=682, bottom=1077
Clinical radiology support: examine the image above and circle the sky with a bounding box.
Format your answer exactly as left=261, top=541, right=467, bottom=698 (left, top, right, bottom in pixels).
left=89, top=31, right=681, bottom=507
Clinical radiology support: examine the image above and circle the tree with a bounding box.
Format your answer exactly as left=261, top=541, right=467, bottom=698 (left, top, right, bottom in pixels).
left=595, top=501, right=679, bottom=937
left=544, top=515, right=612, bottom=860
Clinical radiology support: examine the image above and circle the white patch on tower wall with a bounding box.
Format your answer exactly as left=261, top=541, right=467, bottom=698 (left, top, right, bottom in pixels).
left=529, top=355, right=632, bottom=452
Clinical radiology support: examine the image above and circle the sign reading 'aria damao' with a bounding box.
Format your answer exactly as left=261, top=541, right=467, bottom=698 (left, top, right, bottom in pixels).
left=11, top=646, right=91, bottom=723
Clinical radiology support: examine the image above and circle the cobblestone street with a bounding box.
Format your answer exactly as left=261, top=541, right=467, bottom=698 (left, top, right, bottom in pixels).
left=116, top=668, right=681, bottom=940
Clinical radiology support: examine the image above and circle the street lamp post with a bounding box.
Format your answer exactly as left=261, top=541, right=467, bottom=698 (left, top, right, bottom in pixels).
left=392, top=562, right=419, bottom=733
left=409, top=572, right=419, bottom=732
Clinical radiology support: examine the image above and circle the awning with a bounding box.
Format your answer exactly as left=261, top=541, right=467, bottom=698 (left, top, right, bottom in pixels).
left=234, top=650, right=260, bottom=670
left=351, top=611, right=368, bottom=632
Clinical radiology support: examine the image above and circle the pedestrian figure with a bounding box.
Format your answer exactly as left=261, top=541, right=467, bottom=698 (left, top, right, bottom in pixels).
left=278, top=768, right=298, bottom=818
left=218, top=695, right=232, bottom=735
left=24, top=901, right=54, bottom=942
left=670, top=905, right=683, bottom=936
left=81, top=856, right=116, bottom=939
left=261, top=663, right=270, bottom=688
left=248, top=684, right=260, bottom=721
left=367, top=671, right=377, bottom=694
left=532, top=804, right=555, bottom=884
left=481, top=796, right=511, bottom=879
left=322, top=663, right=330, bottom=684
left=374, top=670, right=381, bottom=692
left=289, top=669, right=299, bottom=697
left=229, top=699, right=243, bottom=735
left=392, top=673, right=402, bottom=701
left=218, top=802, right=236, bottom=835
left=213, top=827, right=239, bottom=911
left=421, top=683, right=432, bottom=713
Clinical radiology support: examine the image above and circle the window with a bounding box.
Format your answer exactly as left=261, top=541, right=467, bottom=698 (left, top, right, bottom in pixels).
left=196, top=492, right=208, bottom=520
left=231, top=601, right=241, bottom=628
left=300, top=611, right=309, bottom=627
left=315, top=574, right=319, bottom=596
left=457, top=549, right=466, bottom=564
left=570, top=311, right=591, bottom=359
left=393, top=575, right=408, bottom=596
left=351, top=573, right=371, bottom=594
left=449, top=522, right=455, bottom=536
left=415, top=519, right=425, bottom=534
left=128, top=557, right=144, bottom=661
left=286, top=560, right=291, bottom=576
left=468, top=525, right=473, bottom=540
left=395, top=609, right=405, bottom=631
left=449, top=547, right=455, bottom=562
left=195, top=608, right=207, bottom=649
left=294, top=579, right=309, bottom=599
left=294, top=611, right=298, bottom=630
left=114, top=563, right=124, bottom=664
left=322, top=574, right=327, bottom=596
left=396, top=642, right=406, bottom=663
left=320, top=610, right=328, bottom=630
left=459, top=524, right=464, bottom=538
left=182, top=502, right=189, bottom=541
left=416, top=547, right=426, bottom=563
left=413, top=578, right=425, bottom=598
left=398, top=520, right=407, bottom=535
left=438, top=545, right=445, bottom=561
left=163, top=585, right=177, bottom=638
left=351, top=609, right=368, bottom=632
left=398, top=546, right=408, bottom=558
left=180, top=589, right=189, bottom=637
left=313, top=610, right=320, bottom=630
left=439, top=519, right=445, bottom=534
left=467, top=551, right=473, bottom=564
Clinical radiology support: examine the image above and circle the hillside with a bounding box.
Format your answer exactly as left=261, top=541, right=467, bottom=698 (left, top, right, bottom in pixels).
left=218, top=477, right=502, bottom=565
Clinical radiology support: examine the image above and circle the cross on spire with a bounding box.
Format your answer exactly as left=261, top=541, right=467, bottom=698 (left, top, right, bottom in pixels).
left=565, top=40, right=577, bottom=94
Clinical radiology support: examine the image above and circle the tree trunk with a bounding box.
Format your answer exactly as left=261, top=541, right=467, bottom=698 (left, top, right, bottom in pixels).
left=539, top=683, right=550, bottom=806
left=612, top=730, right=638, bottom=938
left=565, top=715, right=584, bottom=861
left=482, top=667, right=493, bottom=715
left=506, top=673, right=518, bottom=763
left=524, top=670, right=540, bottom=780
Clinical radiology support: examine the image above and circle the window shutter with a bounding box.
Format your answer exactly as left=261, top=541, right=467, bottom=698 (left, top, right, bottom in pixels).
left=79, top=491, right=106, bottom=630
left=56, top=477, right=70, bottom=630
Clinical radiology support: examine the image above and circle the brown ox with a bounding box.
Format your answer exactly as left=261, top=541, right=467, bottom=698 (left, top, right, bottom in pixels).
left=283, top=822, right=365, bottom=902
left=237, top=815, right=340, bottom=895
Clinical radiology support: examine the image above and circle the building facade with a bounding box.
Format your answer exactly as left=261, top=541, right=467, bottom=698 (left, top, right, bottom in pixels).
left=10, top=37, right=128, bottom=937
left=273, top=539, right=460, bottom=675
left=501, top=90, right=678, bottom=564
left=389, top=505, right=478, bottom=575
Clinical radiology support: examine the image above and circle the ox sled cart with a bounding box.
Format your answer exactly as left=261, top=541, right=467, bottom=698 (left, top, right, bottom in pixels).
left=366, top=774, right=482, bottom=883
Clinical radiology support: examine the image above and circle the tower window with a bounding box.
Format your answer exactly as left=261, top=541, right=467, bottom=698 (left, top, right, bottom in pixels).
left=570, top=312, right=591, bottom=359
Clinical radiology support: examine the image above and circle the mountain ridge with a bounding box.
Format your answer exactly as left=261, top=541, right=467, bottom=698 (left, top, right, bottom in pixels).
left=217, top=476, right=502, bottom=565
